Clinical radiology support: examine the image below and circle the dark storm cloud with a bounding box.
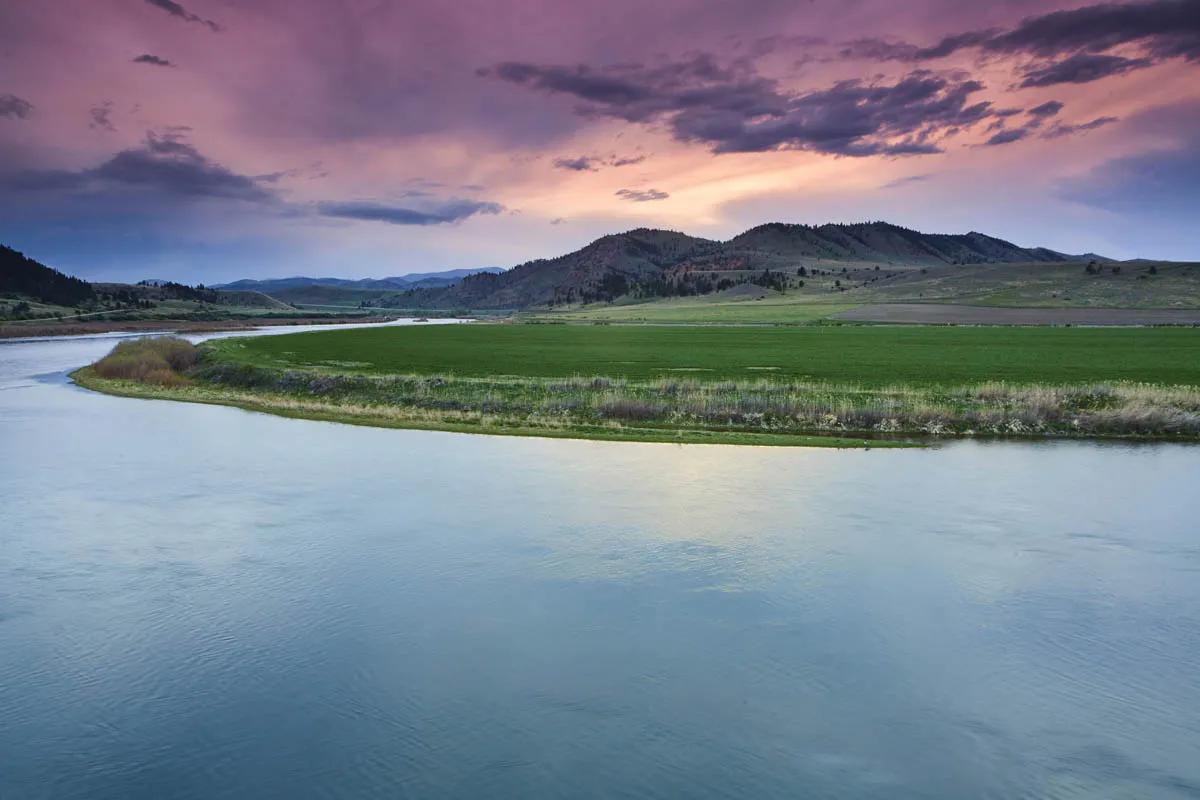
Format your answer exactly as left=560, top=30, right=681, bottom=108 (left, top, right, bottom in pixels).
left=0, top=94, right=34, bottom=119
left=841, top=0, right=1200, bottom=79
left=317, top=198, right=503, bottom=225
left=1019, top=53, right=1154, bottom=87
left=1027, top=100, right=1064, bottom=118
left=615, top=188, right=668, bottom=201
left=6, top=130, right=273, bottom=201
left=143, top=0, right=221, bottom=32
left=488, top=55, right=994, bottom=156
left=133, top=54, right=174, bottom=67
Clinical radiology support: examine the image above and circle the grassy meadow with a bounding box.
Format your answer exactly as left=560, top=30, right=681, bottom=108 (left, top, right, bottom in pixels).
left=207, top=323, right=1200, bottom=386
left=77, top=323, right=1200, bottom=445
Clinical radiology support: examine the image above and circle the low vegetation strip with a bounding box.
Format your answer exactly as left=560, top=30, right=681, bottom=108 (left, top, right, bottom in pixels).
left=78, top=334, right=1200, bottom=444
left=833, top=304, right=1200, bottom=326
left=208, top=323, right=1200, bottom=386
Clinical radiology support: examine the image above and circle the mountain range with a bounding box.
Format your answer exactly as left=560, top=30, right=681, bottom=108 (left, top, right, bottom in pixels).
left=393, top=222, right=1110, bottom=309
left=214, top=267, right=505, bottom=292
left=5, top=222, right=1117, bottom=314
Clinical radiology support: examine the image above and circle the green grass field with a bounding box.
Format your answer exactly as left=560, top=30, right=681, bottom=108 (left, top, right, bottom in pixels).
left=209, top=322, right=1200, bottom=386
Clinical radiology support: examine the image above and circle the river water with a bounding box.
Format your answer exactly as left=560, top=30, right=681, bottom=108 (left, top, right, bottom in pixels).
left=2, top=324, right=1199, bottom=799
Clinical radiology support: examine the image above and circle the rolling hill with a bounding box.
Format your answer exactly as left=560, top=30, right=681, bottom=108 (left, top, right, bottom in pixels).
left=0, top=244, right=331, bottom=328
left=391, top=222, right=1107, bottom=310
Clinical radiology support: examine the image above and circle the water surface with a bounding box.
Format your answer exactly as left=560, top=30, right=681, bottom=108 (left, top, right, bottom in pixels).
left=2, top=326, right=1199, bottom=798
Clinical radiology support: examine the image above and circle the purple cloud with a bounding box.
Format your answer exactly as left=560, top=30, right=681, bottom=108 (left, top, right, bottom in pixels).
left=489, top=56, right=994, bottom=157
left=1020, top=53, right=1154, bottom=87
left=133, top=54, right=174, bottom=67
left=1042, top=116, right=1118, bottom=139
left=0, top=94, right=34, bottom=119
left=318, top=198, right=503, bottom=225
left=615, top=188, right=668, bottom=201
left=1028, top=100, right=1064, bottom=118
left=842, top=0, right=1200, bottom=85
left=143, top=0, right=221, bottom=32
left=8, top=129, right=273, bottom=201
left=984, top=128, right=1028, bottom=146
left=553, top=153, right=647, bottom=171
left=89, top=102, right=116, bottom=132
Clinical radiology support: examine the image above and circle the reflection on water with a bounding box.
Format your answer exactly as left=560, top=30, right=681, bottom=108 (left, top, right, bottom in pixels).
left=1, top=327, right=1199, bottom=799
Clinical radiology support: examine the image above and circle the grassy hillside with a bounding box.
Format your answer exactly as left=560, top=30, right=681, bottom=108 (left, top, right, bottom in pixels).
left=529, top=297, right=855, bottom=324
left=1, top=245, right=95, bottom=306
left=528, top=259, right=1200, bottom=323
left=208, top=323, right=1200, bottom=386
left=394, top=222, right=1092, bottom=310
left=845, top=260, right=1200, bottom=308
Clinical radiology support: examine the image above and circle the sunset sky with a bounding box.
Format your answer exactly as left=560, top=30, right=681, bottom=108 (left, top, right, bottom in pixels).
left=1, top=0, right=1197, bottom=282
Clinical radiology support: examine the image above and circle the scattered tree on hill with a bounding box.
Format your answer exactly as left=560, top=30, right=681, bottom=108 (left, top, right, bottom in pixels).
left=749, top=269, right=786, bottom=292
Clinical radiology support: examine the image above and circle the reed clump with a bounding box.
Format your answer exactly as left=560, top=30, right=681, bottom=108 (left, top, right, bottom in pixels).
left=92, top=336, right=198, bottom=386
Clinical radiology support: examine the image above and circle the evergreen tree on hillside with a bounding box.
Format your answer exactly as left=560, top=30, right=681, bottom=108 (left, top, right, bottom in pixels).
left=0, top=245, right=95, bottom=306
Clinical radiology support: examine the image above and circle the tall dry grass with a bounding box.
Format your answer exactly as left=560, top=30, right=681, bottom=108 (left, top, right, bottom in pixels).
left=93, top=336, right=198, bottom=386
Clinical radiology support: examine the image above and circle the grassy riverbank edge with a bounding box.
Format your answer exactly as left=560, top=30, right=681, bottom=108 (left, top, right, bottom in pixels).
left=76, top=334, right=1200, bottom=446
left=71, top=366, right=901, bottom=448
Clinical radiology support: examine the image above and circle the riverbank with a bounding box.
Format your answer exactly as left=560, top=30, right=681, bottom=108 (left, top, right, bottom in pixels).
left=72, top=366, right=894, bottom=448
left=75, top=334, right=1200, bottom=445
left=0, top=314, right=396, bottom=339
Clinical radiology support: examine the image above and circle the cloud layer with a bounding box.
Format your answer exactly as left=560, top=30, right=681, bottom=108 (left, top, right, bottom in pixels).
left=5, top=129, right=272, bottom=204
left=0, top=0, right=1197, bottom=278
left=318, top=199, right=503, bottom=225
left=489, top=57, right=995, bottom=156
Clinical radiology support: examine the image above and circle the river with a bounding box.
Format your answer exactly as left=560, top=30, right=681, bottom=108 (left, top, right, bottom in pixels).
left=2, top=323, right=1199, bottom=799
